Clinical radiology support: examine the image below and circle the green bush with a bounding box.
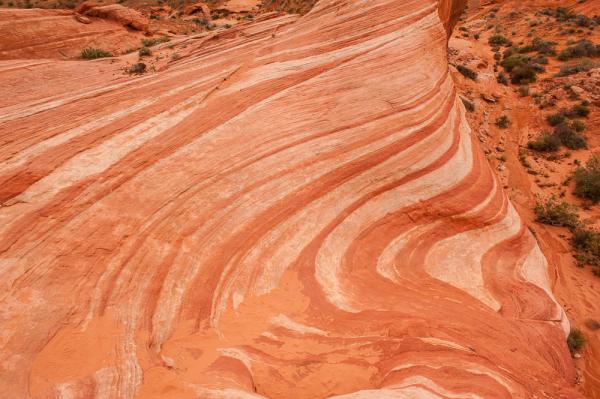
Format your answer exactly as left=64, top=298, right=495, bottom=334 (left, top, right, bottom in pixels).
left=127, top=62, right=147, bottom=74
left=572, top=228, right=600, bottom=272
left=531, top=54, right=549, bottom=65
left=528, top=133, right=561, bottom=152
left=570, top=104, right=590, bottom=118
left=519, top=37, right=557, bottom=55
left=489, top=34, right=511, bottom=46
left=501, top=54, right=530, bottom=72
left=497, top=72, right=509, bottom=85
left=557, top=58, right=598, bottom=77
left=555, top=123, right=587, bottom=150
left=81, top=47, right=112, bottom=59
left=510, top=64, right=539, bottom=84
left=138, top=47, right=152, bottom=57
left=496, top=115, right=510, bottom=128
left=141, top=36, right=170, bottom=47
left=567, top=328, right=585, bottom=354
left=558, top=39, right=600, bottom=61
left=574, top=155, right=600, bottom=202
left=501, top=55, right=543, bottom=84
left=457, top=65, right=478, bottom=80
left=547, top=112, right=566, bottom=126
left=534, top=196, right=579, bottom=228
left=571, top=120, right=586, bottom=132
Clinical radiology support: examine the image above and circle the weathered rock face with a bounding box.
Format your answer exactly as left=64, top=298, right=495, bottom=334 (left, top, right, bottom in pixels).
left=183, top=1, right=211, bottom=17
left=76, top=2, right=149, bottom=31
left=0, top=8, right=145, bottom=59
left=0, top=0, right=581, bottom=398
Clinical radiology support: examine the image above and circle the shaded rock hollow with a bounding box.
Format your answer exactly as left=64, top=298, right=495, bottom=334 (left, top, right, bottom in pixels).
left=0, top=0, right=581, bottom=398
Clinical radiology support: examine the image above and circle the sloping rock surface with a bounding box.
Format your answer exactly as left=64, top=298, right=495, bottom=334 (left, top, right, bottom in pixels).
left=0, top=0, right=581, bottom=398
left=0, top=8, right=144, bottom=59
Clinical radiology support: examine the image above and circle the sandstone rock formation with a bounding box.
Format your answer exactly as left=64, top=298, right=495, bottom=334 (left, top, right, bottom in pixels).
left=183, top=1, right=211, bottom=17
left=0, top=8, right=145, bottom=59
left=76, top=2, right=149, bottom=31
left=0, top=0, right=582, bottom=398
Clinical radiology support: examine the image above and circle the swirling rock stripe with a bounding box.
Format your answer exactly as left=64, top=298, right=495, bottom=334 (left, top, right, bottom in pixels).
left=0, top=0, right=580, bottom=398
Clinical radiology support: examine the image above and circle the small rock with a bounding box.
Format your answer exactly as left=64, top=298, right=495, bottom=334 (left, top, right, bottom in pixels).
left=570, top=85, right=585, bottom=96
left=161, top=355, right=176, bottom=368
left=184, top=2, right=211, bottom=17
left=75, top=14, right=91, bottom=24
left=496, top=146, right=505, bottom=152
left=481, top=93, right=497, bottom=103
left=574, top=353, right=582, bottom=359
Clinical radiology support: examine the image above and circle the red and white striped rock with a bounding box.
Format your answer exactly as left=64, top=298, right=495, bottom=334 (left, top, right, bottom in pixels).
left=0, top=0, right=581, bottom=398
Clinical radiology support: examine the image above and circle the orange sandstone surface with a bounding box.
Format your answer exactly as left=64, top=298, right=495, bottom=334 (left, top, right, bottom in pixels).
left=0, top=0, right=583, bottom=398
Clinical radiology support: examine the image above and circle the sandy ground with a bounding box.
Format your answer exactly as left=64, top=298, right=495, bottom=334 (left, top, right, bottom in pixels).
left=450, top=0, right=600, bottom=396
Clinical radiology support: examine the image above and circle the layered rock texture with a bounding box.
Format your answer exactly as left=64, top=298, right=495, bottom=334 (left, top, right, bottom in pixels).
left=0, top=0, right=582, bottom=398
left=0, top=7, right=146, bottom=59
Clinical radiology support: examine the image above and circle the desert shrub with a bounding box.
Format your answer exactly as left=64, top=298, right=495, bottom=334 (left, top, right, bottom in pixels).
left=460, top=97, right=475, bottom=112
left=81, top=47, right=112, bottom=59
left=567, top=329, right=585, bottom=354
left=555, top=123, right=587, bottom=150
left=501, top=54, right=544, bottom=84
left=193, top=17, right=209, bottom=26
left=519, top=37, right=557, bottom=55
left=586, top=319, right=600, bottom=330
left=138, top=47, right=152, bottom=57
left=571, top=120, right=586, bottom=132
left=558, top=39, right=600, bottom=61
left=457, top=65, right=478, bottom=80
left=127, top=62, right=147, bottom=74
left=574, top=155, right=600, bottom=202
left=501, top=54, right=530, bottom=71
left=572, top=228, right=600, bottom=273
left=528, top=133, right=561, bottom=152
left=571, top=121, right=587, bottom=133
left=570, top=104, right=590, bottom=118
left=511, top=64, right=540, bottom=84
left=496, top=115, right=510, bottom=128
left=141, top=36, right=170, bottom=47
left=489, top=34, right=511, bottom=46
left=531, top=54, right=549, bottom=65
left=518, top=85, right=530, bottom=97
left=497, top=72, right=509, bottom=85
left=547, top=112, right=566, bottom=126
left=557, top=58, right=598, bottom=77
left=534, top=196, right=579, bottom=228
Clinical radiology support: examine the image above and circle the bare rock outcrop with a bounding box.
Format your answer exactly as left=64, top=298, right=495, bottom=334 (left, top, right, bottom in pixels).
left=0, top=0, right=582, bottom=398
left=183, top=1, right=211, bottom=17
left=76, top=1, right=149, bottom=31
left=0, top=8, right=144, bottom=59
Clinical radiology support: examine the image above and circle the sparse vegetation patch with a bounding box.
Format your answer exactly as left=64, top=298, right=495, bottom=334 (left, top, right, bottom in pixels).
left=573, top=155, right=600, bottom=202
left=81, top=47, right=112, bottom=59
left=534, top=196, right=579, bottom=229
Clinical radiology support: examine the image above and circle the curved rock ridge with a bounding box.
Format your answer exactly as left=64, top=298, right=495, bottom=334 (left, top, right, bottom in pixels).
left=0, top=0, right=580, bottom=398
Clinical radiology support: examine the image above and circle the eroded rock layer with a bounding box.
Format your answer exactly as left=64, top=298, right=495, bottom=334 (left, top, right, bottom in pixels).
left=0, top=8, right=145, bottom=59
left=0, top=0, right=580, bottom=398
